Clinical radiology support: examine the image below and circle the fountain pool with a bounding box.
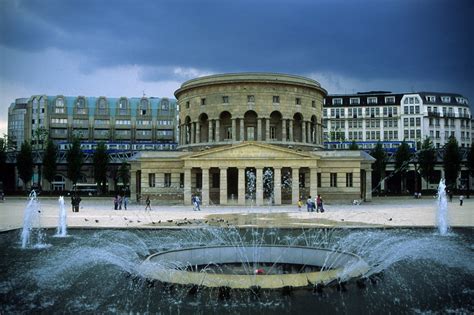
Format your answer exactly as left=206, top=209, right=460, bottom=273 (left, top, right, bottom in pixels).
left=1, top=227, right=472, bottom=313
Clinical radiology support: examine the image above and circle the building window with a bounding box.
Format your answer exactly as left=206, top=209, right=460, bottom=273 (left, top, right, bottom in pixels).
left=350, top=98, right=360, bottom=105
left=270, top=126, right=277, bottom=139
left=346, top=173, right=353, bottom=187
left=222, top=96, right=229, bottom=104
left=332, top=98, right=342, bottom=105
left=118, top=98, right=128, bottom=115
left=200, top=98, right=206, bottom=106
left=247, top=95, right=255, bottom=103
left=161, top=99, right=170, bottom=111
left=441, top=96, right=451, bottom=103
left=180, top=173, right=184, bottom=188
left=164, top=173, right=171, bottom=187
left=76, top=98, right=86, bottom=115
left=212, top=173, right=220, bottom=188
left=330, top=173, right=337, bottom=187
left=295, top=98, right=301, bottom=105
left=317, top=173, right=321, bottom=187
left=196, top=173, right=202, bottom=189
left=226, top=127, right=232, bottom=139
left=273, top=95, right=280, bottom=103
left=98, top=98, right=108, bottom=115
left=139, top=99, right=148, bottom=115
left=427, top=95, right=436, bottom=102
left=385, top=96, right=395, bottom=104
left=148, top=173, right=155, bottom=188
left=312, top=100, right=316, bottom=108
left=55, top=98, right=65, bottom=114
left=186, top=101, right=190, bottom=109
left=368, top=97, right=377, bottom=104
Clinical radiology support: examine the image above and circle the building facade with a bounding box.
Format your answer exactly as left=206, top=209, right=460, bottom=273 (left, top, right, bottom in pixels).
left=7, top=95, right=177, bottom=191
left=130, top=73, right=374, bottom=205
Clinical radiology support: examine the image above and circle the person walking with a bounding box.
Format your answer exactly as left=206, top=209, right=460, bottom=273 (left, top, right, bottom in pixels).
left=316, top=194, right=324, bottom=213
left=194, top=195, right=201, bottom=211
left=297, top=197, right=303, bottom=211
left=118, top=195, right=123, bottom=210
left=145, top=196, right=151, bottom=211
left=123, top=196, right=128, bottom=210
left=306, top=195, right=313, bottom=212
left=113, top=195, right=118, bottom=210
left=459, top=194, right=464, bottom=206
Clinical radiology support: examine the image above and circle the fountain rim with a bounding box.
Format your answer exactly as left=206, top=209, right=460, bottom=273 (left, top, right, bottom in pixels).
left=141, top=245, right=370, bottom=289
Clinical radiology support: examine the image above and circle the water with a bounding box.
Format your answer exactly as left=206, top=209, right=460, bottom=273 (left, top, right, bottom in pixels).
left=56, top=196, right=67, bottom=237
left=2, top=228, right=473, bottom=313
left=437, top=179, right=449, bottom=235
left=20, top=191, right=47, bottom=249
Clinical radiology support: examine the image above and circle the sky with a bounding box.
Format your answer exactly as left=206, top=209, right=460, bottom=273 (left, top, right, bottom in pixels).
left=1, top=0, right=473, bottom=136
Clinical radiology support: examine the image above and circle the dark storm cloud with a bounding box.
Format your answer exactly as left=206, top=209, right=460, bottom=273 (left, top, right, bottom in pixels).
left=1, top=0, right=473, bottom=87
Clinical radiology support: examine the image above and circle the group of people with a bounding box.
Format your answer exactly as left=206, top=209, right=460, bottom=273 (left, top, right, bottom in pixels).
left=113, top=195, right=128, bottom=210
left=71, top=194, right=81, bottom=212
left=298, top=195, right=324, bottom=212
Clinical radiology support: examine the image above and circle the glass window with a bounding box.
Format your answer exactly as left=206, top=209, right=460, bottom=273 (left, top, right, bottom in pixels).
left=247, top=95, right=255, bottom=103
left=273, top=96, right=280, bottom=103
left=164, top=173, right=171, bottom=187
left=148, top=173, right=155, bottom=187
left=330, top=173, right=337, bottom=187
left=222, top=96, right=229, bottom=104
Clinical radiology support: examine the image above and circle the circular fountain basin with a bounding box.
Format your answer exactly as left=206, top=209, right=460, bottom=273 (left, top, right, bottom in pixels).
left=141, top=245, right=369, bottom=289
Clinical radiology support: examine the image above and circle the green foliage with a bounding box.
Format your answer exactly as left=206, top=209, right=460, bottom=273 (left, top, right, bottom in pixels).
left=349, top=140, right=359, bottom=150
left=66, top=137, right=84, bottom=185
left=443, top=136, right=461, bottom=188
left=418, top=137, right=437, bottom=189
left=43, top=139, right=58, bottom=187
left=370, top=141, right=387, bottom=186
left=395, top=140, right=412, bottom=192
left=16, top=141, right=33, bottom=189
left=467, top=144, right=474, bottom=177
left=93, top=142, right=109, bottom=194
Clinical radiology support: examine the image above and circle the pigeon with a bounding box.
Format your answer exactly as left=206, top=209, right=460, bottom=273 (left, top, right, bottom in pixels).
left=95, top=219, right=99, bottom=223
left=84, top=218, right=89, bottom=222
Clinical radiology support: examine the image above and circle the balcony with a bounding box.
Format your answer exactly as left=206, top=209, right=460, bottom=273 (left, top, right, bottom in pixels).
left=427, top=111, right=440, bottom=117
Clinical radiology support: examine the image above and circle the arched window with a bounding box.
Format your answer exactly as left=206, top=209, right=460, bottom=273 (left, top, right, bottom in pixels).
left=161, top=99, right=169, bottom=111
left=139, top=98, right=149, bottom=116
left=76, top=97, right=87, bottom=114
left=118, top=98, right=128, bottom=115
left=97, top=98, right=108, bottom=115
left=55, top=97, right=65, bottom=114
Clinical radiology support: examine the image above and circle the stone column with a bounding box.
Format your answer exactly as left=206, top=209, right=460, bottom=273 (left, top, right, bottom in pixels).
left=196, top=122, right=200, bottom=144
left=184, top=168, right=192, bottom=205
left=238, top=167, right=246, bottom=205
left=289, top=120, right=294, bottom=142
left=265, top=118, right=270, bottom=141
left=302, top=121, right=306, bottom=143
left=190, top=122, right=195, bottom=144
left=365, top=169, right=372, bottom=201
left=282, top=119, right=287, bottom=142
left=240, top=119, right=245, bottom=141
left=256, top=167, right=263, bottom=206
left=215, top=119, right=220, bottom=143
left=220, top=167, right=227, bottom=205
left=292, top=167, right=299, bottom=205
left=201, top=168, right=209, bottom=206
left=208, top=120, right=213, bottom=142
left=310, top=168, right=318, bottom=199
left=257, top=118, right=262, bottom=141
left=232, top=118, right=236, bottom=142
left=274, top=167, right=282, bottom=205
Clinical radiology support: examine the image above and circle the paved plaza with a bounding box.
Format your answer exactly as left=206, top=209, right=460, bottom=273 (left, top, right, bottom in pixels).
left=0, top=195, right=472, bottom=232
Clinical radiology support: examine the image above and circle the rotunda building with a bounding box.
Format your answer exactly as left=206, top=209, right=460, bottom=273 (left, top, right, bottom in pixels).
left=130, top=73, right=374, bottom=206
left=175, top=73, right=326, bottom=151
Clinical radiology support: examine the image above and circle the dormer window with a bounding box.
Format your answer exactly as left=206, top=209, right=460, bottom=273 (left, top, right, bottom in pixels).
left=55, top=97, right=65, bottom=114
left=426, top=95, right=436, bottom=102
left=332, top=98, right=342, bottom=105
left=367, top=97, right=377, bottom=104
left=118, top=98, right=128, bottom=115
left=161, top=99, right=170, bottom=111
left=75, top=97, right=87, bottom=115
left=441, top=96, right=451, bottom=103
left=350, top=98, right=360, bottom=105
left=139, top=98, right=149, bottom=116
left=385, top=96, right=395, bottom=104
left=97, top=98, right=108, bottom=115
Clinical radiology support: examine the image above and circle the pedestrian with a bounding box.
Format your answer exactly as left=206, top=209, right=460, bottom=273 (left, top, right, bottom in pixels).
left=71, top=194, right=76, bottom=212
left=194, top=195, right=201, bottom=211
left=191, top=194, right=196, bottom=211
left=118, top=195, right=123, bottom=210
left=297, top=197, right=303, bottom=211
left=114, top=195, right=118, bottom=210
left=306, top=195, right=313, bottom=212
left=316, top=194, right=324, bottom=213
left=74, top=195, right=81, bottom=212
left=124, top=196, right=128, bottom=210
left=459, top=194, right=464, bottom=206
left=145, top=196, right=151, bottom=211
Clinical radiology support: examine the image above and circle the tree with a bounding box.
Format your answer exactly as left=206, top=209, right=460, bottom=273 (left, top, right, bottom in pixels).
left=117, top=161, right=130, bottom=192
left=43, top=139, right=57, bottom=192
left=443, top=136, right=461, bottom=190
left=66, top=137, right=84, bottom=186
left=93, top=142, right=109, bottom=194
left=16, top=141, right=33, bottom=190
left=370, top=141, right=387, bottom=194
left=349, top=140, right=359, bottom=150
left=395, top=140, right=412, bottom=193
left=418, top=137, right=437, bottom=190
left=467, top=144, right=474, bottom=192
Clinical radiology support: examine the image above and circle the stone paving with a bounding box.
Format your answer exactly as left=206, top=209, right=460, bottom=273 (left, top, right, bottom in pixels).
left=0, top=195, right=472, bottom=232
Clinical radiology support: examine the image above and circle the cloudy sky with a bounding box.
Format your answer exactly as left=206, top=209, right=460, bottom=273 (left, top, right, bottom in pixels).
left=1, top=0, right=473, bottom=136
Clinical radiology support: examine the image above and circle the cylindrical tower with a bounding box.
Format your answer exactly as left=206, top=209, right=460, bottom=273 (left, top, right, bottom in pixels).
left=174, top=73, right=327, bottom=151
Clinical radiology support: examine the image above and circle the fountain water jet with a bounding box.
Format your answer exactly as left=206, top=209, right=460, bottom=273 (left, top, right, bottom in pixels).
left=20, top=190, right=46, bottom=248
left=56, top=196, right=67, bottom=237
left=436, top=179, right=449, bottom=235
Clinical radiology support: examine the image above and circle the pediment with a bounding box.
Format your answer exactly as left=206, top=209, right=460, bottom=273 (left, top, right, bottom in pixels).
left=185, top=142, right=314, bottom=160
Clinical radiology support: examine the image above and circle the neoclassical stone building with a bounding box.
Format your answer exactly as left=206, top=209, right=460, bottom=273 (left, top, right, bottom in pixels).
left=130, top=73, right=374, bottom=205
